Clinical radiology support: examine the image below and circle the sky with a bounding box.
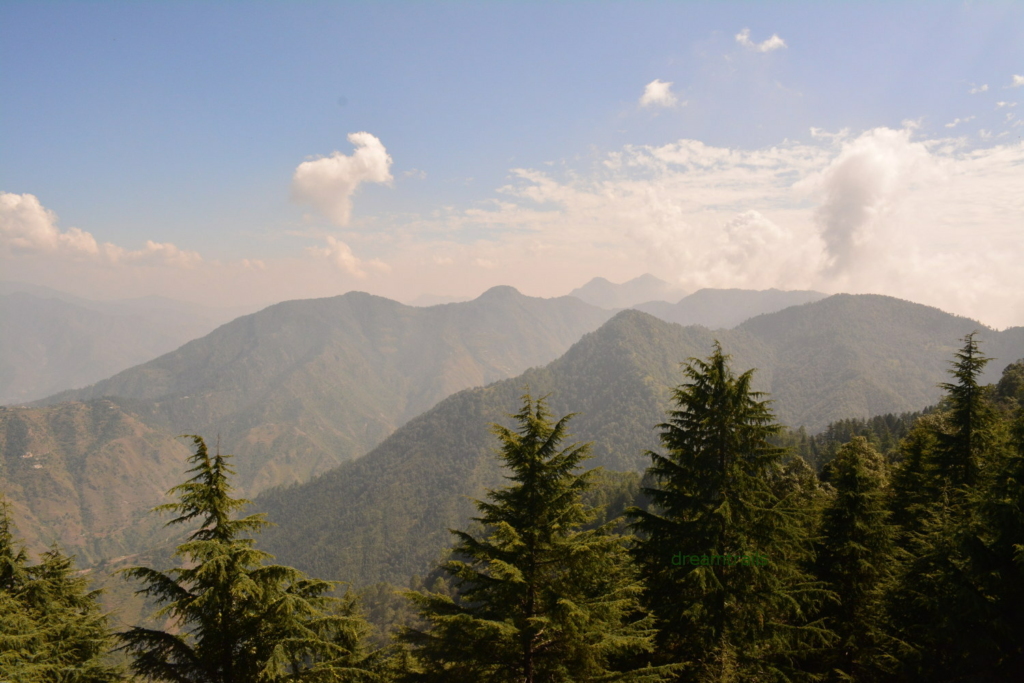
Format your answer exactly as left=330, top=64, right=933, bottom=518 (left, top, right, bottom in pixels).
left=1, top=1, right=1022, bottom=328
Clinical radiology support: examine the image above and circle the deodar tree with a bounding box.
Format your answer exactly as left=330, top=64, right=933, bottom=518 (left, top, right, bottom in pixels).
left=117, top=435, right=382, bottom=683
left=628, top=342, right=833, bottom=681
left=401, top=394, right=676, bottom=682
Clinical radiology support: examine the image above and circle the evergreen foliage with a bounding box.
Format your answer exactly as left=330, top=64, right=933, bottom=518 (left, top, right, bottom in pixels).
left=628, top=343, right=832, bottom=681
left=883, top=340, right=1015, bottom=681
left=400, top=394, right=674, bottom=682
left=969, top=408, right=1024, bottom=673
left=116, top=435, right=383, bottom=683
left=0, top=497, right=121, bottom=682
left=932, top=332, right=993, bottom=489
left=813, top=438, right=897, bottom=681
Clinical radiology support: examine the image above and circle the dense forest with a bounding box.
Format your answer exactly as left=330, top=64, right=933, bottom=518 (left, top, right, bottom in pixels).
left=3, top=334, right=1023, bottom=681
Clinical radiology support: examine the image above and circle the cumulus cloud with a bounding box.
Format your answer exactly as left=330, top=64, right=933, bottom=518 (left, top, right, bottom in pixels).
left=968, top=83, right=989, bottom=94
left=0, top=192, right=201, bottom=268
left=291, top=132, right=393, bottom=226
left=1011, top=75, right=1024, bottom=88
left=996, top=101, right=1017, bottom=108
left=735, top=28, right=787, bottom=53
left=639, top=79, right=680, bottom=108
left=801, top=128, right=936, bottom=275
left=307, top=235, right=389, bottom=278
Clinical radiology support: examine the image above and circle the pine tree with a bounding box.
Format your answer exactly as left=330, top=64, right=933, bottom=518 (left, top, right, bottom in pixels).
left=814, top=438, right=897, bottom=681
left=933, top=332, right=993, bottom=490
left=400, top=394, right=674, bottom=682
left=0, top=497, right=122, bottom=682
left=117, top=435, right=383, bottom=682
left=885, top=336, right=1007, bottom=680
left=628, top=343, right=833, bottom=682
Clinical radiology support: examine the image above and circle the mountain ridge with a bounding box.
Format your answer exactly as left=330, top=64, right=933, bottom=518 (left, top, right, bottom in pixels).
left=254, top=296, right=1024, bottom=587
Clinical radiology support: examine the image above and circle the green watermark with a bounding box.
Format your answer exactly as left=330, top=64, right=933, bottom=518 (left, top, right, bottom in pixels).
left=672, top=552, right=768, bottom=567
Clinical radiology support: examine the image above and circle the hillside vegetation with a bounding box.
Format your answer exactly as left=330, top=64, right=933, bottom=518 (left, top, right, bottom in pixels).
left=3, top=292, right=1022, bottom=570
left=255, top=297, right=1024, bottom=588
left=36, top=287, right=614, bottom=493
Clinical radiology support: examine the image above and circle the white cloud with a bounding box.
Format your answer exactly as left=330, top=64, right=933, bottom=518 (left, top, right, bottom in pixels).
left=291, top=132, right=393, bottom=226
left=968, top=83, right=989, bottom=94
left=639, top=79, right=679, bottom=108
left=396, top=127, right=1023, bottom=327
left=944, top=115, right=976, bottom=128
left=735, top=28, right=787, bottom=53
left=996, top=101, right=1017, bottom=108
left=1010, top=75, right=1024, bottom=88
left=0, top=192, right=201, bottom=268
left=307, top=235, right=389, bottom=278
left=801, top=128, right=937, bottom=276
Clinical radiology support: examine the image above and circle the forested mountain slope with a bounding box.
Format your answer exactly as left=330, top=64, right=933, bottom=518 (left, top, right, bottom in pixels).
left=737, top=293, right=1024, bottom=429
left=633, top=287, right=826, bottom=329
left=1, top=288, right=612, bottom=555
left=0, top=399, right=192, bottom=564
left=256, top=297, right=1024, bottom=588
left=34, top=287, right=614, bottom=492
left=255, top=311, right=729, bottom=587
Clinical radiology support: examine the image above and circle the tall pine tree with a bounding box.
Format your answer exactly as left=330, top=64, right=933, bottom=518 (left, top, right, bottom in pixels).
left=400, top=394, right=674, bottom=682
left=628, top=343, right=833, bottom=682
left=885, top=335, right=1005, bottom=680
left=933, top=332, right=993, bottom=490
left=117, top=435, right=383, bottom=682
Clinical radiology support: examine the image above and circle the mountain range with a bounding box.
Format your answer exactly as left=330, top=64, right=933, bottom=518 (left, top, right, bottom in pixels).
left=2, top=284, right=1022, bottom=582
left=252, top=295, right=1024, bottom=587
left=2, top=288, right=613, bottom=559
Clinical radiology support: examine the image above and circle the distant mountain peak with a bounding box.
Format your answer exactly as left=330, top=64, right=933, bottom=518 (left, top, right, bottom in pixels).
left=476, top=285, right=523, bottom=300
left=568, top=274, right=687, bottom=309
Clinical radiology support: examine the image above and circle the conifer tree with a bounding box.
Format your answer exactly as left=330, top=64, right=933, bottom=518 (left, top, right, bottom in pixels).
left=117, top=435, right=383, bottom=682
left=814, top=438, right=897, bottom=681
left=628, top=343, right=832, bottom=681
left=400, top=394, right=674, bottom=682
left=885, top=336, right=1006, bottom=680
left=0, top=497, right=121, bottom=682
left=933, top=332, right=993, bottom=490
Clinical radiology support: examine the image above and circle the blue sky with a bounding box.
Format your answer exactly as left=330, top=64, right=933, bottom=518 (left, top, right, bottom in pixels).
left=1, top=1, right=1022, bottom=326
